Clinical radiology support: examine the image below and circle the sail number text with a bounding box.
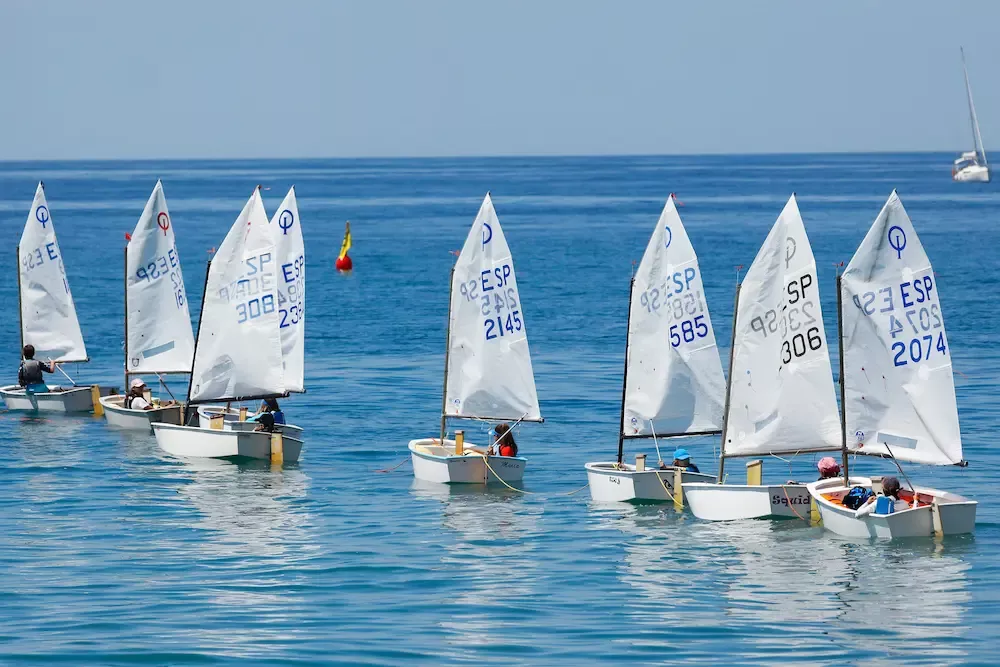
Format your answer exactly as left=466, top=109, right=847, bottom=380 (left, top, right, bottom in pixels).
left=278, top=254, right=304, bottom=329
left=217, top=252, right=277, bottom=324
left=636, top=267, right=711, bottom=348
left=134, top=247, right=185, bottom=308
left=748, top=272, right=824, bottom=364
left=852, top=275, right=947, bottom=367
left=456, top=264, right=524, bottom=342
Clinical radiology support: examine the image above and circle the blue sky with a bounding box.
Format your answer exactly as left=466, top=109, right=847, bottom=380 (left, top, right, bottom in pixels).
left=2, top=1, right=998, bottom=159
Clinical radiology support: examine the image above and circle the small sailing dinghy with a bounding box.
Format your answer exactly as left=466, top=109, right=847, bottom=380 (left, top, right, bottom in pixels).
left=953, top=48, right=990, bottom=183
left=101, top=181, right=195, bottom=431
left=408, top=194, right=542, bottom=485
left=196, top=186, right=306, bottom=428
left=152, top=187, right=303, bottom=463
left=586, top=196, right=725, bottom=503
left=685, top=195, right=843, bottom=520
left=2, top=183, right=114, bottom=412
left=807, top=192, right=977, bottom=538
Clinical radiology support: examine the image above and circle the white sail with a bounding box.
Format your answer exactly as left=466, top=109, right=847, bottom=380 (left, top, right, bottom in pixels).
left=18, top=182, right=87, bottom=362
left=962, top=48, right=988, bottom=166
left=189, top=188, right=284, bottom=403
left=723, top=195, right=841, bottom=457
left=125, top=181, right=195, bottom=374
left=841, top=191, right=962, bottom=466
left=444, top=194, right=541, bottom=422
left=269, top=187, right=305, bottom=393
left=623, top=196, right=726, bottom=436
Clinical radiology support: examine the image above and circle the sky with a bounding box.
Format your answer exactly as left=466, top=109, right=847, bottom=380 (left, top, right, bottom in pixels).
left=1, top=1, right=998, bottom=160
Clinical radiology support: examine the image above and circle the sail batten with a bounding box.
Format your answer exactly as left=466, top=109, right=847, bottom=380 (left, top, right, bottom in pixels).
left=18, top=183, right=88, bottom=363
left=841, top=191, right=962, bottom=466
left=443, top=194, right=541, bottom=422
left=189, top=189, right=284, bottom=403
left=126, top=181, right=195, bottom=375
left=722, top=195, right=841, bottom=457
left=622, top=197, right=726, bottom=437
left=269, top=187, right=305, bottom=393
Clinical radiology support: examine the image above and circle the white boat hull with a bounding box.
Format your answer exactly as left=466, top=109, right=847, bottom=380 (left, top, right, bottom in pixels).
left=153, top=422, right=303, bottom=462
left=684, top=482, right=812, bottom=521
left=100, top=395, right=183, bottom=432
left=0, top=384, right=114, bottom=413
left=807, top=476, right=977, bottom=539
left=585, top=461, right=716, bottom=503
left=953, top=164, right=990, bottom=182
left=408, top=438, right=525, bottom=485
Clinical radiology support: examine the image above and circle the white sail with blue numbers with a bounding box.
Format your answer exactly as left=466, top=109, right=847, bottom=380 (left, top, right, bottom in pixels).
left=841, top=191, right=962, bottom=466
left=189, top=187, right=284, bottom=403
left=623, top=196, right=725, bottom=436
left=18, top=182, right=88, bottom=363
left=269, top=187, right=305, bottom=393
left=125, top=181, right=195, bottom=374
left=444, top=193, right=541, bottom=422
left=722, top=195, right=841, bottom=457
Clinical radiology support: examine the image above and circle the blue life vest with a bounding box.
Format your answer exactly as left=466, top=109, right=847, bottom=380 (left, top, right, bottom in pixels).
left=874, top=495, right=895, bottom=514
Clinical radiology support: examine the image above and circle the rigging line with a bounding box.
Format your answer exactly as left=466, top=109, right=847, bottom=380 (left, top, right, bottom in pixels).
left=374, top=457, right=410, bottom=474
left=881, top=441, right=917, bottom=495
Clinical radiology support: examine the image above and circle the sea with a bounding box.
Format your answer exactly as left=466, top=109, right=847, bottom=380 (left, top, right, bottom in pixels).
left=0, top=153, right=996, bottom=665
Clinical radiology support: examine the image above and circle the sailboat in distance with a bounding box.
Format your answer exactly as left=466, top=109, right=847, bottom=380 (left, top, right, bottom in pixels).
left=586, top=195, right=724, bottom=502
left=408, top=193, right=543, bottom=485
left=953, top=48, right=990, bottom=182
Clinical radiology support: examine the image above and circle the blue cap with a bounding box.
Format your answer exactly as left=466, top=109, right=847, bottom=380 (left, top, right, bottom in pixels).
left=673, top=448, right=691, bottom=461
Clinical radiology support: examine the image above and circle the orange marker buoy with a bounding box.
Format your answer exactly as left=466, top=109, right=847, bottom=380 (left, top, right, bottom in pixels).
left=336, top=221, right=352, bottom=272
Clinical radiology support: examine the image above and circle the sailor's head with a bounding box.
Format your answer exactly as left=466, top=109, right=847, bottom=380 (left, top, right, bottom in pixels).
left=264, top=397, right=280, bottom=412
left=672, top=447, right=691, bottom=465
left=882, top=476, right=901, bottom=499
left=22, top=344, right=35, bottom=360
left=130, top=378, right=147, bottom=395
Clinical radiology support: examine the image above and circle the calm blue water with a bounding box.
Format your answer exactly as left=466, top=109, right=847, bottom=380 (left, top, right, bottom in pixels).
left=0, top=154, right=997, bottom=665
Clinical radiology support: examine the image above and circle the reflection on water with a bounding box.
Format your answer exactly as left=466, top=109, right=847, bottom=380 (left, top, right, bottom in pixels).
left=411, top=480, right=542, bottom=649
left=600, top=506, right=973, bottom=664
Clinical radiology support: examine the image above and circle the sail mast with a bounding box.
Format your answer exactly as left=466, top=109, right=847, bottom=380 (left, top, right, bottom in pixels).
left=183, top=260, right=212, bottom=425
left=716, top=283, right=741, bottom=483
left=615, top=277, right=636, bottom=465
left=123, top=246, right=129, bottom=391
left=836, top=273, right=850, bottom=484
left=439, top=266, right=456, bottom=443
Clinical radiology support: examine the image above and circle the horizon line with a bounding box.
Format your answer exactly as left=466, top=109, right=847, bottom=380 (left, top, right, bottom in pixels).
left=0, top=148, right=978, bottom=165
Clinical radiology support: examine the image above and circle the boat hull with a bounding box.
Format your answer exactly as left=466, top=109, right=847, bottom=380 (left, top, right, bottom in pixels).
left=807, top=476, right=977, bottom=539
left=0, top=384, right=115, bottom=413
left=953, top=165, right=990, bottom=182
left=408, top=438, right=525, bottom=485
left=100, top=395, right=183, bottom=432
left=153, top=422, right=303, bottom=462
left=684, top=482, right=812, bottom=521
left=585, top=461, right=716, bottom=503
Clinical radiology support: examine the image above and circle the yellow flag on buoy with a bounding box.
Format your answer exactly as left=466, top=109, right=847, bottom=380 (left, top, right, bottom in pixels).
left=338, top=222, right=352, bottom=260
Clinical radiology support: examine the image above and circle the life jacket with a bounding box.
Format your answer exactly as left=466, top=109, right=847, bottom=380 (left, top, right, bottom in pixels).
left=498, top=443, right=516, bottom=457
left=874, top=495, right=896, bottom=514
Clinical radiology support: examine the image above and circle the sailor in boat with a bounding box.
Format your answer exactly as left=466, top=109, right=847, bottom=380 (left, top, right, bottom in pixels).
left=17, top=345, right=56, bottom=392
left=488, top=422, right=518, bottom=457
left=669, top=448, right=700, bottom=473
left=816, top=457, right=841, bottom=481
left=854, top=476, right=914, bottom=518
left=247, top=397, right=285, bottom=425
left=125, top=378, right=154, bottom=410
left=253, top=412, right=276, bottom=432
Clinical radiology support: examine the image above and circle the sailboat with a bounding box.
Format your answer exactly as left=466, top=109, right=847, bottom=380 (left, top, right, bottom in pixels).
left=152, top=187, right=304, bottom=462
left=1, top=182, right=114, bottom=412
left=100, top=181, right=195, bottom=430
left=953, top=48, right=990, bottom=183
left=586, top=196, right=724, bottom=502
left=408, top=193, right=542, bottom=484
left=195, top=186, right=305, bottom=429
left=685, top=195, right=843, bottom=520
left=807, top=191, right=977, bottom=538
